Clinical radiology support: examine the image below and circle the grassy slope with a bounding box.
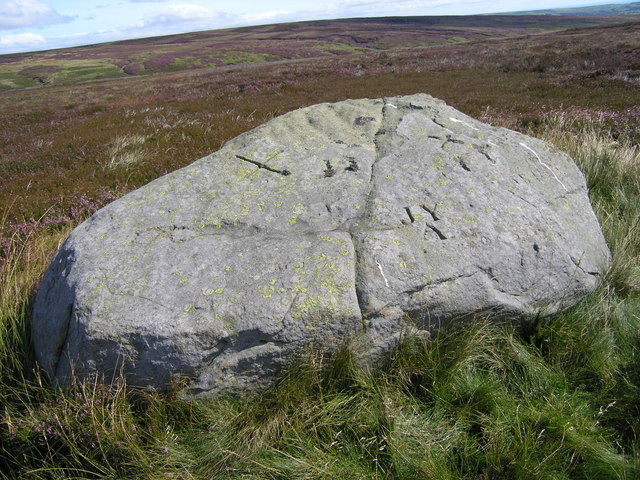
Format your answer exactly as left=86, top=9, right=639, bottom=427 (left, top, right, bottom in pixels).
left=1, top=20, right=638, bottom=233
left=511, top=1, right=640, bottom=15
left=0, top=12, right=639, bottom=90
left=0, top=15, right=639, bottom=479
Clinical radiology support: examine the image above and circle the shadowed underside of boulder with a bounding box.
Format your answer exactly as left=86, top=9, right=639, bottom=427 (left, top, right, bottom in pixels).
left=32, top=94, right=610, bottom=396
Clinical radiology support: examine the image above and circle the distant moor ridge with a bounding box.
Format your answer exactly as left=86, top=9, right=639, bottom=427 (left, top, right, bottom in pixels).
left=1, top=6, right=639, bottom=90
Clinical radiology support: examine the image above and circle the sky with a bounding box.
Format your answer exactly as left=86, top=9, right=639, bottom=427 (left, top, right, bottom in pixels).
left=0, top=0, right=634, bottom=54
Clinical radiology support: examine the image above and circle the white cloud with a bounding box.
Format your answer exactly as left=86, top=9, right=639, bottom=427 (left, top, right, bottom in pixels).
left=0, top=31, right=45, bottom=51
left=135, top=3, right=235, bottom=29
left=0, top=0, right=71, bottom=30
left=231, top=0, right=463, bottom=27
left=313, top=0, right=459, bottom=16
left=239, top=10, right=292, bottom=24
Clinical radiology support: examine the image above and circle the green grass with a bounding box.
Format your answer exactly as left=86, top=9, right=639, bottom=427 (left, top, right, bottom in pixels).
left=314, top=42, right=370, bottom=54
left=171, top=56, right=204, bottom=69
left=221, top=52, right=280, bottom=65
left=0, top=60, right=127, bottom=90
left=0, top=98, right=639, bottom=478
left=48, top=63, right=127, bottom=84
left=0, top=72, right=38, bottom=90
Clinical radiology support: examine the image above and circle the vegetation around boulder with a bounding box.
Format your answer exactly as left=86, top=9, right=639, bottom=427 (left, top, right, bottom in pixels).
left=1, top=12, right=639, bottom=479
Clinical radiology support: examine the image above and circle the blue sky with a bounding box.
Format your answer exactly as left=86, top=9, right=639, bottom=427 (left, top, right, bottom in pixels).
left=0, top=0, right=634, bottom=54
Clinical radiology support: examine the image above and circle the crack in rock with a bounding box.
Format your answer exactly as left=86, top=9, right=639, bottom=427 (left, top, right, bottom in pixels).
left=402, top=271, right=480, bottom=297
left=473, top=144, right=496, bottom=163
left=421, top=204, right=441, bottom=222
left=425, top=223, right=447, bottom=240
left=570, top=255, right=601, bottom=276
left=441, top=135, right=464, bottom=149
left=519, top=142, right=568, bottom=192
left=458, top=157, right=471, bottom=172
left=432, top=117, right=455, bottom=135
left=235, top=154, right=291, bottom=176
left=404, top=207, right=415, bottom=224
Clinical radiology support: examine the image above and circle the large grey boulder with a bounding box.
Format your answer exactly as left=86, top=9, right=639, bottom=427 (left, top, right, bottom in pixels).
left=32, top=94, right=610, bottom=396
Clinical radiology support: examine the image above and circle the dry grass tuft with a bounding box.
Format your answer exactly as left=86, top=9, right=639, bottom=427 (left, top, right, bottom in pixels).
left=104, top=134, right=151, bottom=170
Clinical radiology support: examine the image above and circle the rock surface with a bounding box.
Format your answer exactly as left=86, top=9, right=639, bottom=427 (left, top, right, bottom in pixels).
left=32, top=94, right=610, bottom=396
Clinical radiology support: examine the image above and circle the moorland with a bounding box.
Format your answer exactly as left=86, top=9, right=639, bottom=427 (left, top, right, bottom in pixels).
left=0, top=10, right=638, bottom=91
left=1, top=5, right=639, bottom=478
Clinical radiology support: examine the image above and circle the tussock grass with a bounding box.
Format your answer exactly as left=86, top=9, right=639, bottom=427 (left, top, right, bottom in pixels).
left=2, top=373, right=203, bottom=479
left=0, top=207, right=72, bottom=382
left=0, top=111, right=639, bottom=478
left=104, top=134, right=151, bottom=170
left=536, top=112, right=640, bottom=296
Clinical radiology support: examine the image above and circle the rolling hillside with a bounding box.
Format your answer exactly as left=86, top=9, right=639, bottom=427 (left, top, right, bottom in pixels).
left=511, top=1, right=640, bottom=15
left=0, top=10, right=639, bottom=90
left=0, top=17, right=638, bottom=229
